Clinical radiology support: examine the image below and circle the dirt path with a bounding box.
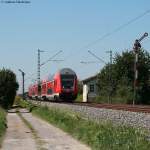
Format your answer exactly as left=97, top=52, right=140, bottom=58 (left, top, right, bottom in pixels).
left=1, top=109, right=37, bottom=150
left=1, top=108, right=90, bottom=150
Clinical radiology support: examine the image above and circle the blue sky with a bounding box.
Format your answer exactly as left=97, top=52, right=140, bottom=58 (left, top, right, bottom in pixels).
left=0, top=0, right=150, bottom=93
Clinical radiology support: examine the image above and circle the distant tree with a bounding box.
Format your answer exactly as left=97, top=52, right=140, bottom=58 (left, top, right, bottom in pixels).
left=0, top=68, right=19, bottom=108
left=97, top=49, right=150, bottom=104
left=77, top=80, right=83, bottom=94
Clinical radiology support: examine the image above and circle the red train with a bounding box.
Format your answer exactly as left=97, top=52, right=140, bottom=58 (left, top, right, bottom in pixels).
left=28, top=68, right=78, bottom=101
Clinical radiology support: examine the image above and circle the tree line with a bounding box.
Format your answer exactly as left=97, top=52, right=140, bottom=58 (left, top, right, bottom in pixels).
left=97, top=49, right=150, bottom=104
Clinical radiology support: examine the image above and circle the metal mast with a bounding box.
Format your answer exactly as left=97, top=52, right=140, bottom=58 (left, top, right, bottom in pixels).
left=37, top=49, right=44, bottom=95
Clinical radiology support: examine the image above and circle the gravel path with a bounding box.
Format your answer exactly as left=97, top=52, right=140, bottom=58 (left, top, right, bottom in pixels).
left=1, top=108, right=90, bottom=150
left=21, top=111, right=90, bottom=150
left=1, top=109, right=37, bottom=150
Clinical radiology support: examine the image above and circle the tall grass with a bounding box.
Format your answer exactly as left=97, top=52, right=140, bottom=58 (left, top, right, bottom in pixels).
left=0, top=107, right=6, bottom=147
left=25, top=103, right=150, bottom=150
left=75, top=94, right=83, bottom=102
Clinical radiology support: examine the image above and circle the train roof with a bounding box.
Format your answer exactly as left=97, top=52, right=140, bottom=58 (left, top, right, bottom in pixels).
left=39, top=68, right=77, bottom=83
left=58, top=68, right=76, bottom=75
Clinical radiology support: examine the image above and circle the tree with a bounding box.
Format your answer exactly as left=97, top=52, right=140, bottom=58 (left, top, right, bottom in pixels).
left=77, top=80, right=83, bottom=95
left=0, top=68, right=19, bottom=108
left=97, top=49, right=150, bottom=104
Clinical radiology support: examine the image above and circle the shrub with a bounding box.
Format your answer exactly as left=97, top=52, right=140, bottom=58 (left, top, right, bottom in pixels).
left=0, top=68, right=19, bottom=109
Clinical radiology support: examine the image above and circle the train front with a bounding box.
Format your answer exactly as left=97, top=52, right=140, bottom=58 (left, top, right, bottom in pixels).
left=59, top=68, right=78, bottom=101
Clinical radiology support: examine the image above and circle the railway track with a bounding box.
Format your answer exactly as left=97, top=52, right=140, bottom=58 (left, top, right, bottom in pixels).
left=28, top=99, right=150, bottom=133
left=28, top=99, right=150, bottom=113
left=72, top=102, right=150, bottom=113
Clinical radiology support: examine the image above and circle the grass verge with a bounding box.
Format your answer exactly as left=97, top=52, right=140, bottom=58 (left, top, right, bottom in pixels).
left=0, top=107, right=7, bottom=148
left=19, top=100, right=150, bottom=150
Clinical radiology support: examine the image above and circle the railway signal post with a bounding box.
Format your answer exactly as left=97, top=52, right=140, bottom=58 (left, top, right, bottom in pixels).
left=133, top=32, right=148, bottom=105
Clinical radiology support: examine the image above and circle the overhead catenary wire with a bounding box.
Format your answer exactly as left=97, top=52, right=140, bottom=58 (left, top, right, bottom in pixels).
left=40, top=50, right=63, bottom=67
left=22, top=51, right=63, bottom=92
left=24, top=73, right=37, bottom=81
left=80, top=61, right=102, bottom=64
left=83, top=9, right=150, bottom=49
left=65, top=9, right=150, bottom=61
left=88, top=50, right=106, bottom=64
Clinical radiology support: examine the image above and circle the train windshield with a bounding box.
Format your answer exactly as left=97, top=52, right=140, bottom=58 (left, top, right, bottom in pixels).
left=61, top=75, right=75, bottom=89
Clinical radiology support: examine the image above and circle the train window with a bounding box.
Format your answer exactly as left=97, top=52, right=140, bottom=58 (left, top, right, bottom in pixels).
left=61, top=75, right=74, bottom=80
left=61, top=74, right=75, bottom=89
left=62, top=80, right=74, bottom=89
left=47, top=89, right=52, bottom=95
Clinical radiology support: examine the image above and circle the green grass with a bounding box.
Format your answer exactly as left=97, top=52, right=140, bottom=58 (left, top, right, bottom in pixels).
left=19, top=100, right=150, bottom=150
left=0, top=107, right=6, bottom=147
left=95, top=95, right=133, bottom=104
left=75, top=94, right=83, bottom=102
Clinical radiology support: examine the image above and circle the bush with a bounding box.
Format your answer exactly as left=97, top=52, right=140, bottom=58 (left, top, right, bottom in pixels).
left=75, top=94, right=83, bottom=102
left=0, top=68, right=19, bottom=109
left=14, top=96, right=22, bottom=105
left=94, top=96, right=107, bottom=103
left=115, top=85, right=133, bottom=104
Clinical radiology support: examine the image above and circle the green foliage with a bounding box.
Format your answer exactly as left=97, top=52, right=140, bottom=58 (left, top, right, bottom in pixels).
left=77, top=80, right=83, bottom=94
left=14, top=96, right=22, bottom=105
left=75, top=94, right=83, bottom=102
left=0, top=107, right=6, bottom=147
left=97, top=49, right=150, bottom=104
left=0, top=68, right=19, bottom=109
left=18, top=100, right=36, bottom=112
left=24, top=102, right=150, bottom=150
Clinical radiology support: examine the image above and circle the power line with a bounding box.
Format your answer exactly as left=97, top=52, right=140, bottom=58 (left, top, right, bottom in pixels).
left=65, top=9, right=150, bottom=61
left=83, top=9, right=150, bottom=49
left=24, top=73, right=37, bottom=81
left=40, top=50, right=63, bottom=67
left=88, top=50, right=106, bottom=64
left=24, top=50, right=63, bottom=92
left=80, top=61, right=101, bottom=64
left=83, top=50, right=113, bottom=103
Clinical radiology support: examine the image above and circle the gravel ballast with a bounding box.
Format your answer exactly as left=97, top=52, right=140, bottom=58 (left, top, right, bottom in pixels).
left=31, top=101, right=150, bottom=132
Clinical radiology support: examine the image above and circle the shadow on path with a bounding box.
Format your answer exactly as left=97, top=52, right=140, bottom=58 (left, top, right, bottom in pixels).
left=7, top=106, right=30, bottom=113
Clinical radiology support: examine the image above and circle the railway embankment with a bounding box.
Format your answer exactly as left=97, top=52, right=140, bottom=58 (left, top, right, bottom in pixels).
left=30, top=100, right=150, bottom=132
left=20, top=100, right=150, bottom=150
